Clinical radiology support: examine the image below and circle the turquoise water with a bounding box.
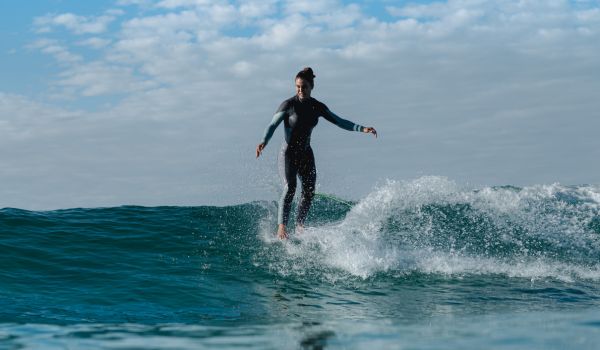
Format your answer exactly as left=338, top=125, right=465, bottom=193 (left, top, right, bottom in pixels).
left=2, top=177, right=600, bottom=349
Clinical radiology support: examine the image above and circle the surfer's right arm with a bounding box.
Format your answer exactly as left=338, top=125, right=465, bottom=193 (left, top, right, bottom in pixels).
left=256, top=111, right=286, bottom=158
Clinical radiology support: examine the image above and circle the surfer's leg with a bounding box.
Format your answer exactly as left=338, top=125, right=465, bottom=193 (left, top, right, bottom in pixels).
left=296, top=147, right=316, bottom=227
left=278, top=146, right=298, bottom=229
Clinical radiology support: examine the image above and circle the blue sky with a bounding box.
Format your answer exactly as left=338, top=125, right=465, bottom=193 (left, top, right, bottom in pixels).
left=1, top=1, right=111, bottom=99
left=1, top=0, right=421, bottom=105
left=1, top=0, right=600, bottom=210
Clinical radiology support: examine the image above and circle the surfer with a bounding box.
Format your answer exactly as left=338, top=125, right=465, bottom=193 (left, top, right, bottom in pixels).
left=256, top=67, right=377, bottom=239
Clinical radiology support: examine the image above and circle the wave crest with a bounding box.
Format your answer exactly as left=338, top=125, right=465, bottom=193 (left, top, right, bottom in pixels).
left=261, top=176, right=600, bottom=281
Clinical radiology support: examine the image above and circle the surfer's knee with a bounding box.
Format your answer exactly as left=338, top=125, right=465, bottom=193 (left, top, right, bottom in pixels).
left=283, top=183, right=296, bottom=197
left=301, top=183, right=315, bottom=197
left=301, top=190, right=314, bottom=201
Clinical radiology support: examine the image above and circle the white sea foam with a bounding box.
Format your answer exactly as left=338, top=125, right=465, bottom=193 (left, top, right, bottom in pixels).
left=263, top=176, right=600, bottom=282
left=408, top=249, right=600, bottom=282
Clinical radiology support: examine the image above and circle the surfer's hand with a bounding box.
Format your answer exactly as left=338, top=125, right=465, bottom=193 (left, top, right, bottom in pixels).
left=363, top=127, right=377, bottom=138
left=256, top=143, right=265, bottom=158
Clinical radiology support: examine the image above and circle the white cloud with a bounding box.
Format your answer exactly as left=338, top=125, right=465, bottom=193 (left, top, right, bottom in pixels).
left=77, top=37, right=112, bottom=49
left=57, top=62, right=158, bottom=97
left=117, top=0, right=154, bottom=5
left=207, top=3, right=238, bottom=24
left=28, top=38, right=82, bottom=63
left=0, top=93, right=82, bottom=140
left=253, top=14, right=307, bottom=48
left=155, top=0, right=216, bottom=9
left=120, top=10, right=202, bottom=37
left=230, top=60, right=257, bottom=77
left=283, top=0, right=339, bottom=15
left=11, top=0, right=600, bottom=209
left=29, top=0, right=600, bottom=109
left=34, top=10, right=122, bottom=34
left=313, top=3, right=362, bottom=29
left=238, top=0, right=278, bottom=19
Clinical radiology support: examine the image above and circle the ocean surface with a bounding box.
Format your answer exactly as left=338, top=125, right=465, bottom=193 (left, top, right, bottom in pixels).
left=2, top=176, right=600, bottom=349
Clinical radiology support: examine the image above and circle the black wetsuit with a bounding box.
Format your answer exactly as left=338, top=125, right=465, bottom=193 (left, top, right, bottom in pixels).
left=261, top=95, right=364, bottom=226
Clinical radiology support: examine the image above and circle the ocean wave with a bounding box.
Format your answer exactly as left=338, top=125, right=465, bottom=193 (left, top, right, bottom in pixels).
left=1, top=176, right=599, bottom=286
left=258, top=176, right=600, bottom=281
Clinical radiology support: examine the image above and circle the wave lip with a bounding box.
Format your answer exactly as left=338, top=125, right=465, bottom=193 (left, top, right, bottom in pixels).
left=266, top=176, right=600, bottom=281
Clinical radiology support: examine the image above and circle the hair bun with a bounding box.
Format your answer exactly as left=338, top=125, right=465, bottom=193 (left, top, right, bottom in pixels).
left=302, top=67, right=316, bottom=78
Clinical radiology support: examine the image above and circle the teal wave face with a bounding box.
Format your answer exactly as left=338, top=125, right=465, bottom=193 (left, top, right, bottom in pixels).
left=1, top=176, right=600, bottom=328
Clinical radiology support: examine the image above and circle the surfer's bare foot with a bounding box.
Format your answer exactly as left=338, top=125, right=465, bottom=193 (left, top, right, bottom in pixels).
left=277, top=224, right=288, bottom=240
left=296, top=224, right=304, bottom=234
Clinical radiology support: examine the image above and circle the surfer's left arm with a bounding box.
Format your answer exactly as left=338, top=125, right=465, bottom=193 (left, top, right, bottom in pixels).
left=323, top=109, right=377, bottom=138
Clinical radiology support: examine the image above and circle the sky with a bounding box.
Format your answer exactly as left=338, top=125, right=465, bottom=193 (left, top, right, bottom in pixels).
left=1, top=0, right=599, bottom=210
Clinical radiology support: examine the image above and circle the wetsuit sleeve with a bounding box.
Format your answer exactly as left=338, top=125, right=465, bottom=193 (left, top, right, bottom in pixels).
left=261, top=111, right=286, bottom=145
left=322, top=108, right=364, bottom=132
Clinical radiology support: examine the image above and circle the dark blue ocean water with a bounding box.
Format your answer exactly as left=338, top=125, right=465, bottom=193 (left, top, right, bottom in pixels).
left=2, top=177, right=600, bottom=349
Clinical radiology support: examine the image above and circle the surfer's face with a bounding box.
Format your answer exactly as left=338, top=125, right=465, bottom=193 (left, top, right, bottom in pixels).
left=295, top=78, right=312, bottom=101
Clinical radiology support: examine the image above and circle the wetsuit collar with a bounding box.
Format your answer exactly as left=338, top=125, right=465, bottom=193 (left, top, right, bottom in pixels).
left=295, top=95, right=312, bottom=103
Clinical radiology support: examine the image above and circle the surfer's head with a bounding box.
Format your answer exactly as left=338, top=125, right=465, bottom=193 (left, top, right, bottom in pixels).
left=295, top=67, right=315, bottom=101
